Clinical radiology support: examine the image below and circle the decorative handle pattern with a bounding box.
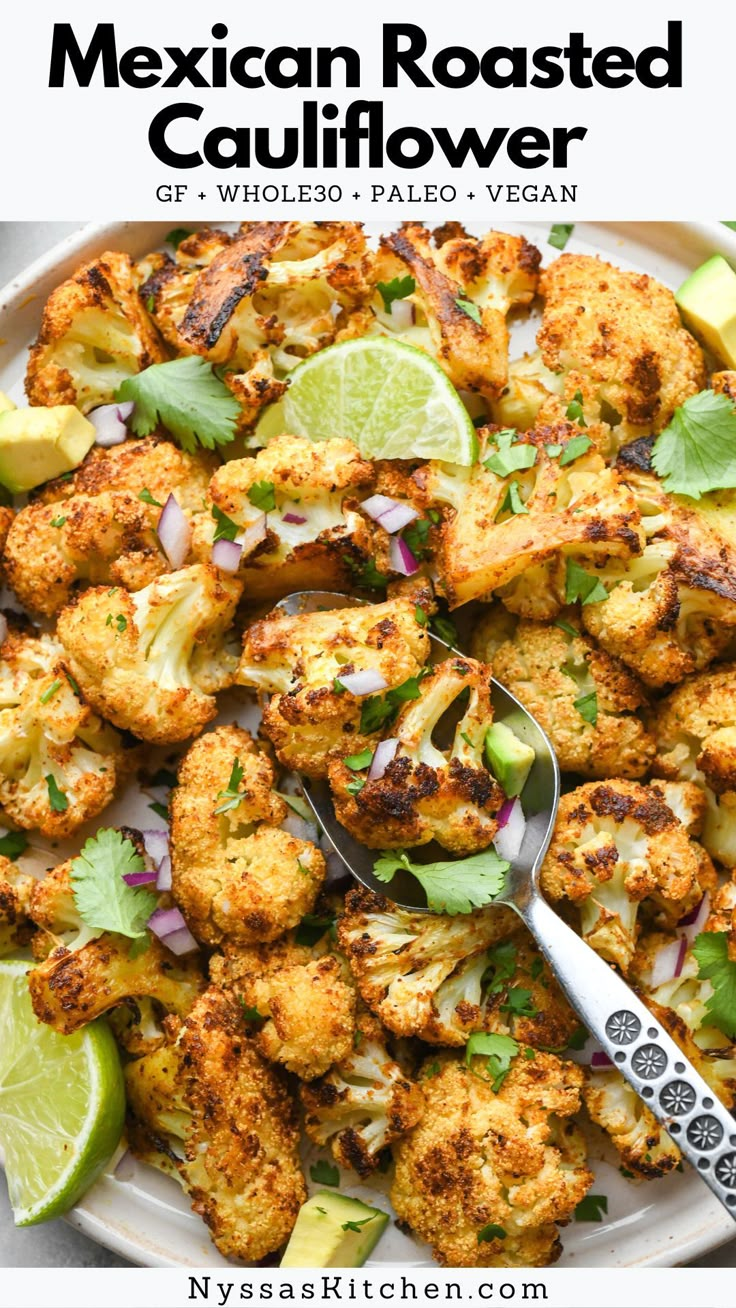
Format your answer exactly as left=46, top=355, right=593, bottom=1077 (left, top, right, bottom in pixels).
left=521, top=893, right=736, bottom=1218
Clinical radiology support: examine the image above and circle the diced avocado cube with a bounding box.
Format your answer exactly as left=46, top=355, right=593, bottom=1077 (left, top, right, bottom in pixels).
left=280, top=1191, right=389, bottom=1268
left=485, top=721, right=535, bottom=798
left=0, top=406, right=96, bottom=493
left=0, top=392, right=16, bottom=416
left=675, top=254, right=736, bottom=368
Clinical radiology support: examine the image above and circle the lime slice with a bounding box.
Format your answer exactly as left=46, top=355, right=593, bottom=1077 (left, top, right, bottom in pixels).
left=256, top=337, right=478, bottom=465
left=0, top=959, right=125, bottom=1225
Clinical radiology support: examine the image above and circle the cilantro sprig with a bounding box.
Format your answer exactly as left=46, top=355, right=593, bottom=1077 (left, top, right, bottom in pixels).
left=483, top=430, right=537, bottom=478
left=70, top=828, right=156, bottom=940
left=565, top=559, right=608, bottom=606
left=465, top=1032, right=519, bottom=1091
left=373, top=847, right=508, bottom=915
left=376, top=275, right=415, bottom=312
left=651, top=390, right=736, bottom=499
left=214, top=758, right=245, bottom=815
left=549, top=223, right=574, bottom=251
left=359, top=672, right=427, bottom=734
left=117, top=357, right=240, bottom=455
left=693, top=931, right=736, bottom=1037
left=212, top=504, right=240, bottom=542
left=248, top=480, right=276, bottom=513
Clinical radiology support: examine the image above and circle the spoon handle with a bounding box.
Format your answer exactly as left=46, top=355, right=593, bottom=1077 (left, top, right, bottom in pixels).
left=520, top=892, right=736, bottom=1219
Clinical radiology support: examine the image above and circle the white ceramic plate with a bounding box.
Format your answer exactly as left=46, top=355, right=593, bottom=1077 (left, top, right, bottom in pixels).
left=1, top=220, right=736, bottom=1269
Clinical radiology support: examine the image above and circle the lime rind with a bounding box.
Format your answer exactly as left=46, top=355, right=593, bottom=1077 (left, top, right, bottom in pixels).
left=255, top=337, right=478, bottom=466
left=0, top=959, right=125, bottom=1226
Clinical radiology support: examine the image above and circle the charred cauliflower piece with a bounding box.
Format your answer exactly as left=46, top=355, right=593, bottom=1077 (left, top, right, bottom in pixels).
left=56, top=564, right=242, bottom=744
left=472, top=608, right=655, bottom=779
left=583, top=1069, right=681, bottom=1178
left=651, top=663, right=736, bottom=867
left=238, top=596, right=429, bottom=778
left=541, top=781, right=706, bottom=973
left=329, top=656, right=504, bottom=854
left=170, top=725, right=325, bottom=947
left=301, top=1010, right=425, bottom=1175
left=338, top=887, right=517, bottom=1040
left=0, top=855, right=34, bottom=956
left=531, top=253, right=705, bottom=447
left=26, top=251, right=166, bottom=412
left=4, top=436, right=215, bottom=617
left=0, top=623, right=131, bottom=837
left=141, top=221, right=370, bottom=379
left=391, top=1052, right=592, bottom=1268
left=581, top=465, right=736, bottom=688
left=125, top=985, right=306, bottom=1262
left=199, top=433, right=377, bottom=601
left=407, top=422, right=642, bottom=612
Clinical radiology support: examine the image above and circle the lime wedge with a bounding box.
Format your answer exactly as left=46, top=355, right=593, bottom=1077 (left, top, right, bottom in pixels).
left=0, top=958, right=125, bottom=1225
left=256, top=337, right=478, bottom=465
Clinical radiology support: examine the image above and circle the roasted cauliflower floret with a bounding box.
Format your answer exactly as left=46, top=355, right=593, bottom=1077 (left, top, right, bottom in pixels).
left=406, top=422, right=642, bottom=612
left=170, top=725, right=325, bottom=947
left=541, top=781, right=706, bottom=973
left=531, top=253, right=705, bottom=447
left=26, top=250, right=166, bottom=412
left=433, top=223, right=541, bottom=315
left=238, top=596, right=430, bottom=777
left=125, top=985, right=306, bottom=1262
left=0, top=623, right=131, bottom=837
left=28, top=931, right=204, bottom=1035
left=0, top=855, right=34, bottom=955
left=198, top=433, right=377, bottom=600
left=583, top=1069, right=681, bottom=1178
left=329, top=656, right=504, bottom=854
left=651, top=663, right=736, bottom=867
left=141, top=221, right=370, bottom=378
left=56, top=564, right=242, bottom=744
left=391, top=1052, right=592, bottom=1268
left=3, top=436, right=215, bottom=617
left=301, top=1010, right=425, bottom=1174
left=338, top=887, right=517, bottom=1040
left=472, top=608, right=655, bottom=779
left=581, top=464, right=736, bottom=688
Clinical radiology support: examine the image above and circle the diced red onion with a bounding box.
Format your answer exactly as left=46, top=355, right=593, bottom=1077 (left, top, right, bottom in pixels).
left=378, top=503, right=419, bottom=535
left=493, top=798, right=526, bottom=860
left=142, top=829, right=169, bottom=867
left=147, top=905, right=198, bottom=955
left=338, top=669, right=388, bottom=696
left=211, top=537, right=243, bottom=573
left=496, top=798, right=516, bottom=830
left=362, top=494, right=398, bottom=522
left=675, top=934, right=688, bottom=977
left=389, top=299, right=415, bottom=330
left=590, top=1050, right=614, bottom=1069
left=389, top=535, right=419, bottom=576
left=368, top=737, right=398, bottom=780
left=0, top=615, right=7, bottom=646
left=325, top=850, right=350, bottom=887
left=114, top=1149, right=136, bottom=1182
left=123, top=869, right=158, bottom=886
left=157, top=493, right=191, bottom=569
left=236, top=513, right=267, bottom=558
left=89, top=402, right=134, bottom=448
left=280, top=501, right=308, bottom=525
left=650, top=939, right=684, bottom=988
left=156, top=854, right=172, bottom=892
left=678, top=892, right=710, bottom=943
left=282, top=512, right=308, bottom=525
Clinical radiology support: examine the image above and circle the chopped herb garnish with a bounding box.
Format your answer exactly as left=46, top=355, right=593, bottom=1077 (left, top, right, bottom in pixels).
left=574, top=690, right=598, bottom=725
left=574, top=1194, right=608, bottom=1222
left=523, top=1047, right=537, bottom=1060
left=214, top=758, right=245, bottom=815
left=465, top=1032, right=519, bottom=1092
left=482, top=940, right=518, bottom=994
left=333, top=677, right=346, bottom=694
left=549, top=223, right=574, bottom=250
left=497, top=480, right=528, bottom=518
left=211, top=505, right=240, bottom=542
left=530, top=957, right=544, bottom=981
left=431, top=614, right=459, bottom=648
left=483, top=430, right=537, bottom=478
left=422, top=1061, right=441, bottom=1079
left=560, top=434, right=593, bottom=466
left=165, top=228, right=193, bottom=249
left=145, top=294, right=155, bottom=313
left=346, top=778, right=366, bottom=797
left=692, top=931, right=736, bottom=1037
left=148, top=801, right=169, bottom=820
left=247, top=480, right=276, bottom=513
left=414, top=604, right=428, bottom=626
left=565, top=389, right=587, bottom=427
left=39, top=679, right=62, bottom=705
left=566, top=1024, right=589, bottom=1051
left=403, top=517, right=432, bottom=560
left=344, top=749, right=373, bottom=771
left=554, top=619, right=579, bottom=638
left=239, top=1000, right=266, bottom=1025
left=0, top=831, right=28, bottom=860
left=309, top=1159, right=340, bottom=1187
left=455, top=296, right=482, bottom=325
left=376, top=275, right=416, bottom=311
left=565, top=559, right=608, bottom=606
left=50, top=515, right=67, bottom=528
left=500, top=987, right=538, bottom=1017
left=296, top=912, right=336, bottom=948
left=478, top=1224, right=507, bottom=1243
left=150, top=768, right=177, bottom=789
left=619, top=1167, right=635, bottom=1179
left=45, top=775, right=68, bottom=813
left=138, top=488, right=163, bottom=508
left=359, top=672, right=427, bottom=735
left=106, top=613, right=128, bottom=633
left=545, top=443, right=563, bottom=459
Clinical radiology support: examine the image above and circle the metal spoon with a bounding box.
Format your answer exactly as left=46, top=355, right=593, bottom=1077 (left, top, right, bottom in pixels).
left=274, top=590, right=736, bottom=1218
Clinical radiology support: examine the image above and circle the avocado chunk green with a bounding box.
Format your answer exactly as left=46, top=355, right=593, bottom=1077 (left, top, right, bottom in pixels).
left=485, top=721, right=535, bottom=798
left=675, top=254, right=736, bottom=368
left=0, top=392, right=16, bottom=416
left=280, top=1191, right=389, bottom=1268
left=0, top=406, right=95, bottom=493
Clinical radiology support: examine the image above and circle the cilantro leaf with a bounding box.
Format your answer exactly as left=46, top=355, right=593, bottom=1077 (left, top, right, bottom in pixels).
left=276, top=791, right=313, bottom=822
left=465, top=1032, right=519, bottom=1091
left=149, top=801, right=168, bottom=820
left=403, top=517, right=432, bottom=560
left=565, top=389, right=587, bottom=426
left=346, top=778, right=365, bottom=797
left=50, top=514, right=67, bottom=528
left=559, top=434, right=593, bottom=466
left=455, top=296, right=482, bottom=326
left=344, top=748, right=374, bottom=771
left=693, top=931, right=736, bottom=1037
left=422, top=1061, right=441, bottom=1079
left=651, top=390, right=736, bottom=499
left=117, top=357, right=240, bottom=455
left=296, top=912, right=335, bottom=948
left=723, top=222, right=736, bottom=232
left=483, top=430, right=537, bottom=478
left=39, top=679, right=62, bottom=705
left=247, top=480, right=276, bottom=513
left=0, top=831, right=28, bottom=860
left=359, top=673, right=427, bottom=735
left=70, top=828, right=156, bottom=939
left=554, top=618, right=579, bottom=638
left=566, top=1024, right=589, bottom=1051
left=478, top=1224, right=507, bottom=1243
left=500, top=987, right=538, bottom=1017
left=343, top=554, right=389, bottom=591
left=45, top=775, right=68, bottom=813
left=565, top=559, right=608, bottom=606
left=377, top=275, right=416, bottom=312
left=431, top=614, right=459, bottom=648
left=545, top=443, right=563, bottom=458
left=165, top=228, right=193, bottom=249
left=214, top=758, right=245, bottom=815
left=549, top=223, right=574, bottom=251
left=414, top=604, right=428, bottom=626
left=309, top=1159, right=339, bottom=1187
left=574, top=1194, right=608, bottom=1222
left=482, top=940, right=518, bottom=994
left=372, top=847, right=508, bottom=915
left=212, top=504, right=240, bottom=542
left=573, top=690, right=598, bottom=725
left=138, top=488, right=163, bottom=508
left=497, top=480, right=528, bottom=518
left=239, top=1000, right=266, bottom=1025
